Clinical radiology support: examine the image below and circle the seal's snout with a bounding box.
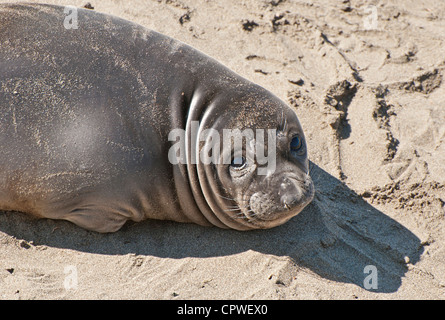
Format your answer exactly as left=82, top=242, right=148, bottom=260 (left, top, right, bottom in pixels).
left=279, top=177, right=302, bottom=211
left=247, top=174, right=314, bottom=223
left=279, top=175, right=314, bottom=213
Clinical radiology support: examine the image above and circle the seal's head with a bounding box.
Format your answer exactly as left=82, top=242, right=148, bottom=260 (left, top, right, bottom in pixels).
left=194, top=85, right=314, bottom=230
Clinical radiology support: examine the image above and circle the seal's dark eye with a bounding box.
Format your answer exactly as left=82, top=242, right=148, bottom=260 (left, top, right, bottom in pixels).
left=231, top=156, right=247, bottom=170
left=290, top=136, right=303, bottom=152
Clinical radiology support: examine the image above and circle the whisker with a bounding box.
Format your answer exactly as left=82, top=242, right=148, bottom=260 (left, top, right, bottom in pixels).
left=215, top=193, right=237, bottom=201
left=231, top=208, right=255, bottom=218
left=233, top=213, right=257, bottom=219
left=227, top=204, right=249, bottom=208
left=224, top=208, right=244, bottom=212
left=216, top=192, right=247, bottom=203
left=226, top=206, right=250, bottom=211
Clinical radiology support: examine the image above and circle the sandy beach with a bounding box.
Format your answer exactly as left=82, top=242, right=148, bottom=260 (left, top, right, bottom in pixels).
left=0, top=0, right=444, bottom=299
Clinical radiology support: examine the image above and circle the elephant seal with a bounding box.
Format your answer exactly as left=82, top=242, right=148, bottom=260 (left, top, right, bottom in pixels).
left=0, top=3, right=314, bottom=232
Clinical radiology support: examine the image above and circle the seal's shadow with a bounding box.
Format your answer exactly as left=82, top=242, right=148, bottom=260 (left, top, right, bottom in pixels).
left=0, top=163, right=422, bottom=293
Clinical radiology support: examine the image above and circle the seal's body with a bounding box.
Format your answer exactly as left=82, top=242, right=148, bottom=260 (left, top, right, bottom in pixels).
left=0, top=4, right=314, bottom=232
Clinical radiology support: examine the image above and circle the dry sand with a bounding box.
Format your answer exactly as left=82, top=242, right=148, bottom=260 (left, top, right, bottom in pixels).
left=0, top=0, right=444, bottom=299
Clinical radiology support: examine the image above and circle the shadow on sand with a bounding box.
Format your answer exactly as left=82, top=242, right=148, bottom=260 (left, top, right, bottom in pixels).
left=0, top=162, right=423, bottom=293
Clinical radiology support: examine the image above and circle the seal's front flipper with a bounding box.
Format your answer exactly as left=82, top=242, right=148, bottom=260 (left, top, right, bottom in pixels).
left=63, top=207, right=128, bottom=233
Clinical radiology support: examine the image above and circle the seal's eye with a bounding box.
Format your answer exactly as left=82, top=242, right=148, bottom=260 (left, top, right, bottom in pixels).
left=230, top=156, right=247, bottom=170
left=290, top=136, right=303, bottom=152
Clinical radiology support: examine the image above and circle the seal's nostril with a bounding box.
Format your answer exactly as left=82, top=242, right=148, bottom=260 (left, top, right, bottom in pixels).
left=279, top=178, right=294, bottom=195
left=281, top=194, right=299, bottom=210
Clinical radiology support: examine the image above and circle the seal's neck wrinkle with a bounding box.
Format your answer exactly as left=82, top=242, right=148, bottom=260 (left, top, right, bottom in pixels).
left=192, top=94, right=259, bottom=230
left=183, top=87, right=228, bottom=228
